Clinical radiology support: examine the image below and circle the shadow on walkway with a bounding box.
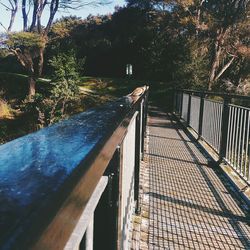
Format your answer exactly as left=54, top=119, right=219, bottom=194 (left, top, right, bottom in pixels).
left=147, top=106, right=250, bottom=249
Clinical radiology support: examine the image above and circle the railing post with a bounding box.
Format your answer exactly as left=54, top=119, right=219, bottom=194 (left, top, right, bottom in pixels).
left=109, top=147, right=120, bottom=250
left=141, top=93, right=148, bottom=160
left=174, top=90, right=177, bottom=114
left=134, top=111, right=141, bottom=214
left=198, top=93, right=205, bottom=138
left=170, top=89, right=174, bottom=113
left=180, top=91, right=183, bottom=117
left=140, top=101, right=145, bottom=158
left=187, top=93, right=192, bottom=125
left=219, top=95, right=231, bottom=162
left=93, top=147, right=121, bottom=250
left=85, top=215, right=94, bottom=250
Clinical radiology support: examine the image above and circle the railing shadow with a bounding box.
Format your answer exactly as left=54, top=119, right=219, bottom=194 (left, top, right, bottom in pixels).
left=168, top=113, right=250, bottom=247
left=147, top=106, right=250, bottom=249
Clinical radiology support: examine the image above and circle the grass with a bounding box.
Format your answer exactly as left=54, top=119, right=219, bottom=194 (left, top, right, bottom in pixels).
left=78, top=76, right=174, bottom=109
left=0, top=74, right=173, bottom=144
left=78, top=76, right=147, bottom=97
left=0, top=74, right=148, bottom=144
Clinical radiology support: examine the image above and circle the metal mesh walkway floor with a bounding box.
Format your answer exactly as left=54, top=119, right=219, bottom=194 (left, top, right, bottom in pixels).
left=147, top=107, right=250, bottom=250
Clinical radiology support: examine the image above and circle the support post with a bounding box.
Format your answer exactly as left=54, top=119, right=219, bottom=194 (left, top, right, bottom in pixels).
left=180, top=91, right=183, bottom=118
left=219, top=95, right=231, bottom=162
left=93, top=147, right=120, bottom=250
left=134, top=112, right=141, bottom=214
left=198, top=93, right=205, bottom=138
left=140, top=101, right=145, bottom=158
left=187, top=94, right=192, bottom=125
left=173, top=90, right=177, bottom=114
left=86, top=216, right=94, bottom=250
left=109, top=147, right=120, bottom=250
left=141, top=93, right=148, bottom=160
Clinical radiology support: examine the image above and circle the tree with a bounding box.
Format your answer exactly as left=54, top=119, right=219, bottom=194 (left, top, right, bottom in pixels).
left=204, top=0, right=250, bottom=90
left=162, top=0, right=250, bottom=90
left=0, top=0, right=18, bottom=32
left=1, top=0, right=106, bottom=98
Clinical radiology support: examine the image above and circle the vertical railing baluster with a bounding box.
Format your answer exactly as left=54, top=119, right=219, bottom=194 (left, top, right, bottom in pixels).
left=226, top=106, right=232, bottom=161
left=174, top=91, right=177, bottom=113
left=230, top=107, right=235, bottom=164
left=85, top=216, right=94, bottom=250
left=219, top=96, right=231, bottom=162
left=134, top=110, right=141, bottom=214
left=246, top=111, right=250, bottom=181
left=140, top=100, right=145, bottom=158
left=141, top=93, right=148, bottom=160
left=238, top=108, right=243, bottom=173
left=241, top=109, right=246, bottom=176
left=187, top=93, right=192, bottom=126
left=235, top=107, right=240, bottom=171
left=180, top=91, right=183, bottom=117
left=173, top=89, right=250, bottom=183
left=232, top=107, right=237, bottom=165
left=215, top=103, right=219, bottom=149
left=198, top=93, right=205, bottom=139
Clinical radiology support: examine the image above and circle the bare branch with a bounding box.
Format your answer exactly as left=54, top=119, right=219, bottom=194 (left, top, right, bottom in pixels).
left=214, top=56, right=236, bottom=81
left=37, top=0, right=45, bottom=33
left=7, top=0, right=18, bottom=31
left=30, top=0, right=39, bottom=31
left=11, top=48, right=35, bottom=73
left=0, top=22, right=8, bottom=32
left=59, top=0, right=110, bottom=9
left=0, top=1, right=18, bottom=32
left=44, top=0, right=59, bottom=35
left=0, top=2, right=12, bottom=10
left=22, top=0, right=28, bottom=31
left=8, top=0, right=15, bottom=9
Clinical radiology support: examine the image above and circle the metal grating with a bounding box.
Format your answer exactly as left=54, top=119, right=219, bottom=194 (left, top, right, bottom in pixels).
left=189, top=96, right=201, bottom=132
left=226, top=105, right=250, bottom=183
left=182, top=93, right=189, bottom=122
left=147, top=107, right=250, bottom=249
left=202, top=99, right=223, bottom=152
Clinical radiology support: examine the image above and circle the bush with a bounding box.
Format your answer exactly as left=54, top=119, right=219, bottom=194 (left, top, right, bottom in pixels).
left=22, top=51, right=81, bottom=128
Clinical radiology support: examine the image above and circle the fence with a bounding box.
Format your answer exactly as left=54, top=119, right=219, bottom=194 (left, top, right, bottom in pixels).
left=173, top=90, right=250, bottom=185
left=0, top=87, right=149, bottom=250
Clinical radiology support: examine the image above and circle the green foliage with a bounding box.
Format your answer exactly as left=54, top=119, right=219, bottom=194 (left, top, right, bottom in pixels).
left=51, top=16, right=83, bottom=39
left=7, top=32, right=46, bottom=49
left=0, top=99, right=12, bottom=118
left=172, top=39, right=209, bottom=89
left=22, top=51, right=81, bottom=127
left=49, top=50, right=81, bottom=82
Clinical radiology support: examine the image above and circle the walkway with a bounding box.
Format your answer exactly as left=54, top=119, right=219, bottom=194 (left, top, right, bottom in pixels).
left=144, top=107, right=250, bottom=249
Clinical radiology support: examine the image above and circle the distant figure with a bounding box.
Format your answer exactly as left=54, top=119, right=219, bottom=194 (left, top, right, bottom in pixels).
left=129, top=86, right=148, bottom=96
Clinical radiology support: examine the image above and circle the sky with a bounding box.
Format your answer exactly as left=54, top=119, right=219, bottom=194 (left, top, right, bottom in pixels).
left=0, top=0, right=125, bottom=32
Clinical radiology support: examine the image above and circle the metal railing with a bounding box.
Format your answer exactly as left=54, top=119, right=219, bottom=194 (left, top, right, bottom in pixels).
left=0, top=87, right=149, bottom=250
left=173, top=90, right=250, bottom=185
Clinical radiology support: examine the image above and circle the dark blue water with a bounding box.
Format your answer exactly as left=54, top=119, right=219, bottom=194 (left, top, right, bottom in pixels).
left=0, top=96, right=133, bottom=248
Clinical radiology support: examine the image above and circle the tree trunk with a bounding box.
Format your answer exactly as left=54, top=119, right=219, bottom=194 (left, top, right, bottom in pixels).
left=27, top=47, right=44, bottom=99
left=214, top=57, right=235, bottom=81
left=208, top=28, right=230, bottom=90
left=38, top=47, right=45, bottom=76
left=8, top=8, right=18, bottom=32
left=208, top=39, right=222, bottom=90
left=28, top=76, right=36, bottom=99
left=196, top=0, right=205, bottom=35
left=22, top=0, right=28, bottom=31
